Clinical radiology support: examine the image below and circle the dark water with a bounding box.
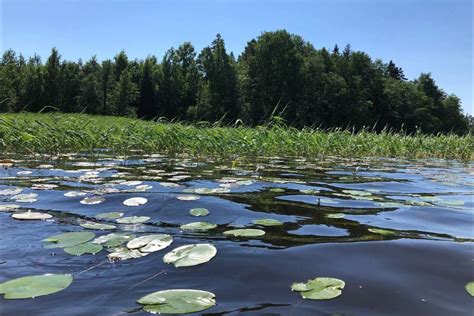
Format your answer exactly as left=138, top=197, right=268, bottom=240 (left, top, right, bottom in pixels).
left=0, top=155, right=473, bottom=315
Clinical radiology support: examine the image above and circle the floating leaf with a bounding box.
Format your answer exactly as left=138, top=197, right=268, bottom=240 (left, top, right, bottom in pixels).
left=163, top=244, right=217, bottom=267
left=108, top=247, right=147, bottom=261
left=0, top=274, right=73, bottom=299
left=93, top=233, right=136, bottom=248
left=0, top=188, right=23, bottom=196
left=137, top=289, right=216, bottom=314
left=465, top=282, right=474, bottom=296
left=177, top=195, right=199, bottom=201
left=291, top=277, right=345, bottom=300
left=376, top=202, right=405, bottom=208
left=189, top=208, right=209, bottom=217
left=300, top=189, right=319, bottom=194
left=11, top=193, right=38, bottom=203
left=80, top=221, right=116, bottom=230
left=116, top=216, right=150, bottom=224
left=12, top=211, right=52, bottom=220
left=127, top=234, right=173, bottom=253
left=438, top=200, right=465, bottom=206
left=123, top=197, right=148, bottom=206
left=180, top=222, right=217, bottom=231
left=95, top=212, right=124, bottom=220
left=223, top=229, right=265, bottom=237
left=64, top=191, right=87, bottom=197
left=80, top=196, right=105, bottom=205
left=326, top=213, right=345, bottom=219
left=64, top=242, right=103, bottom=256
left=342, top=190, right=372, bottom=196
left=252, top=219, right=283, bottom=226
left=368, top=228, right=396, bottom=236
left=269, top=188, right=285, bottom=193
left=0, top=204, right=20, bottom=212
left=44, top=232, right=95, bottom=249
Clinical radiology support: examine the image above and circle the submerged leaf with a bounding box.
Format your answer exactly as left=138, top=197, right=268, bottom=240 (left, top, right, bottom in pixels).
left=223, top=228, right=265, bottom=237
left=291, top=277, right=345, bottom=300
left=137, top=289, right=216, bottom=314
left=0, top=274, right=73, bottom=299
left=163, top=244, right=217, bottom=267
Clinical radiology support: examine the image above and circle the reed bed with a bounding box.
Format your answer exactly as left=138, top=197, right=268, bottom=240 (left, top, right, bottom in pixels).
left=0, top=113, right=472, bottom=160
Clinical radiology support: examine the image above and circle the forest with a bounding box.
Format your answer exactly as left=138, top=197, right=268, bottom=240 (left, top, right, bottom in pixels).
left=0, top=30, right=470, bottom=134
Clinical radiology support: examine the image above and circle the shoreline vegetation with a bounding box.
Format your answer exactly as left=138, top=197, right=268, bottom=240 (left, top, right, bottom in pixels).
left=1, top=30, right=471, bottom=136
left=0, top=113, right=472, bottom=160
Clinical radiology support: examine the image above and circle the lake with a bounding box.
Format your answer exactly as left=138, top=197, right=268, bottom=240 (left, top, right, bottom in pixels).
left=0, top=155, right=473, bottom=315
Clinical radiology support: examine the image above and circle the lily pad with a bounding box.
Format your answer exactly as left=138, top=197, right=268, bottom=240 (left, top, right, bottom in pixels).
left=95, top=212, right=124, bottom=220
left=465, top=282, right=474, bottom=296
left=223, top=228, right=265, bottom=237
left=11, top=193, right=38, bottom=203
left=269, top=188, right=285, bottom=193
left=93, top=233, right=136, bottom=248
left=0, top=274, right=73, bottom=299
left=116, top=216, right=150, bottom=224
left=12, top=211, right=52, bottom=220
left=189, top=208, right=209, bottom=217
left=80, top=196, right=105, bottom=205
left=64, top=242, right=103, bottom=256
left=291, top=277, right=345, bottom=300
left=180, top=222, right=217, bottom=231
left=80, top=221, right=116, bottom=230
left=137, top=289, right=216, bottom=314
left=368, top=228, right=396, bottom=236
left=108, top=247, right=147, bottom=261
left=0, top=204, right=20, bottom=212
left=64, top=191, right=87, bottom=197
left=326, top=213, right=345, bottom=219
left=127, top=234, right=173, bottom=253
left=44, top=232, right=95, bottom=249
left=163, top=244, right=217, bottom=267
left=252, top=219, right=283, bottom=226
left=177, top=195, right=199, bottom=201
left=123, top=197, right=148, bottom=206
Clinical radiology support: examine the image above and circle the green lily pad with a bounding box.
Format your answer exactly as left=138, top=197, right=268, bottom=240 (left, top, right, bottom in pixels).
left=189, top=208, right=209, bottom=217
left=123, top=197, right=148, bottom=206
left=163, top=244, right=217, bottom=267
left=127, top=234, right=173, bottom=253
left=95, top=212, right=124, bottom=220
left=0, top=204, right=20, bottom=212
left=326, top=213, right=345, bottom=219
left=180, top=222, right=217, bottom=231
left=252, top=219, right=283, bottom=226
left=342, top=190, right=372, bottom=196
left=368, top=228, right=396, bottom=236
left=269, top=188, right=285, bottom=193
left=465, top=282, right=474, bottom=296
left=138, top=289, right=216, bottom=314
left=291, top=277, right=345, bottom=300
left=177, top=195, right=199, bottom=201
left=300, top=189, right=320, bottom=194
left=438, top=200, right=465, bottom=206
left=116, top=216, right=150, bottom=224
left=80, top=221, right=116, bottom=230
left=0, top=274, right=73, bottom=299
left=93, top=233, right=136, bottom=248
left=44, top=232, right=95, bottom=249
left=223, top=228, right=265, bottom=237
left=12, top=211, right=52, bottom=220
left=64, top=242, right=103, bottom=256
left=80, top=196, right=105, bottom=205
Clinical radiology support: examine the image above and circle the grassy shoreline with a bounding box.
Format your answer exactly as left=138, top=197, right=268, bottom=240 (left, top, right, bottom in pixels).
left=0, top=113, right=472, bottom=160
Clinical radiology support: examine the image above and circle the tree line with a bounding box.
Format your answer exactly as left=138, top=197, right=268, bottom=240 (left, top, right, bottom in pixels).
left=0, top=30, right=470, bottom=134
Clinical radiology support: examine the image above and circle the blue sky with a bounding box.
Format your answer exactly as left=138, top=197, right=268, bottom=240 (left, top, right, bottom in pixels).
left=2, top=0, right=472, bottom=114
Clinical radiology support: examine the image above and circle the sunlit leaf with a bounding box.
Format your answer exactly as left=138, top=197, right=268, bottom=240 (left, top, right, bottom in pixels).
left=0, top=274, right=73, bottom=299
left=163, top=244, right=217, bottom=267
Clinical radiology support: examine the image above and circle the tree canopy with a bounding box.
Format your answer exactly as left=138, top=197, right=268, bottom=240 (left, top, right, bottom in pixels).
left=0, top=30, right=470, bottom=134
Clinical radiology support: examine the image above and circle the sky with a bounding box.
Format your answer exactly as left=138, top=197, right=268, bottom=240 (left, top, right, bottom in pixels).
left=1, top=0, right=473, bottom=114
